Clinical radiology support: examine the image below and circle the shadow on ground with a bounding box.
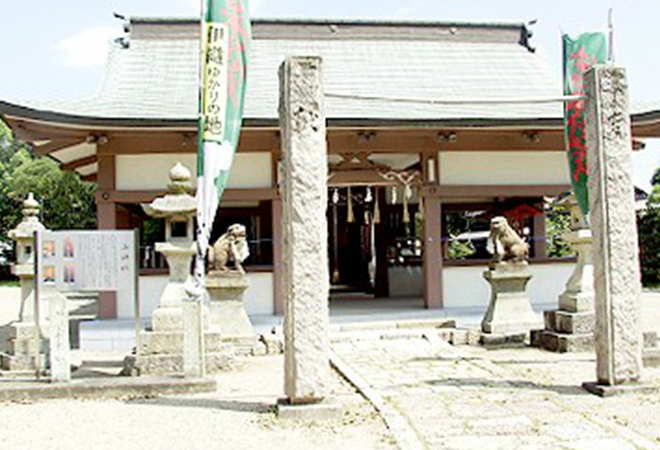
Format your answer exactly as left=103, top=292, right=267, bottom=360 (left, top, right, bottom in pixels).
left=126, top=396, right=276, bottom=414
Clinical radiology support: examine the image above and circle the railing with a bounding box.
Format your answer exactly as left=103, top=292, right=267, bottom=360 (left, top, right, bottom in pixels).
left=139, top=239, right=274, bottom=271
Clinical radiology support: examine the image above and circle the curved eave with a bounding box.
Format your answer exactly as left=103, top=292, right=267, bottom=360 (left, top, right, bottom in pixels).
left=1, top=100, right=569, bottom=131
left=5, top=98, right=660, bottom=132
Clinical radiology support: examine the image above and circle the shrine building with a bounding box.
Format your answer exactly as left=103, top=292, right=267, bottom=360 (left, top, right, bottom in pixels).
left=2, top=17, right=660, bottom=319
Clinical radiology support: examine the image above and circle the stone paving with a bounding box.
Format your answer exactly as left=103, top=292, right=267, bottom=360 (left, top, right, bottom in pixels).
left=332, top=335, right=660, bottom=450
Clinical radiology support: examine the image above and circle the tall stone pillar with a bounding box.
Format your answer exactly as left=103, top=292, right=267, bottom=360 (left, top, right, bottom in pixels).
left=277, top=57, right=340, bottom=419
left=583, top=66, right=646, bottom=395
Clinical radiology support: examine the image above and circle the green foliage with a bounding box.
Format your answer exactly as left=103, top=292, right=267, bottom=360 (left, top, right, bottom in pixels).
left=0, top=119, right=97, bottom=248
left=639, top=166, right=660, bottom=286
left=445, top=212, right=477, bottom=260
left=545, top=200, right=575, bottom=258
left=447, top=239, right=476, bottom=260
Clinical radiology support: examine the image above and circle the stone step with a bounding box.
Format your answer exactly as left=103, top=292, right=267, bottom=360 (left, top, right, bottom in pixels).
left=544, top=310, right=595, bottom=334
left=1, top=352, right=47, bottom=372
left=122, top=351, right=234, bottom=376
left=139, top=331, right=227, bottom=356
left=643, top=348, right=660, bottom=368
left=329, top=318, right=456, bottom=333
left=532, top=330, right=593, bottom=353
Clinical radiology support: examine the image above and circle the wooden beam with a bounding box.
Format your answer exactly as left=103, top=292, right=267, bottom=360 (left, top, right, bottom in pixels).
left=62, top=155, right=97, bottom=171
left=423, top=184, right=570, bottom=198
left=327, top=129, right=565, bottom=153
left=98, top=130, right=279, bottom=155
left=95, top=188, right=279, bottom=204
left=34, top=138, right=86, bottom=156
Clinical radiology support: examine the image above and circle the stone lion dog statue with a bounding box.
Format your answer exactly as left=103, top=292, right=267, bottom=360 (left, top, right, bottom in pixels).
left=208, top=224, right=250, bottom=274
left=487, top=216, right=529, bottom=264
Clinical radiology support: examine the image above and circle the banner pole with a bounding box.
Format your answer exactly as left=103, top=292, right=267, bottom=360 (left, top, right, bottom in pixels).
left=33, top=230, right=41, bottom=381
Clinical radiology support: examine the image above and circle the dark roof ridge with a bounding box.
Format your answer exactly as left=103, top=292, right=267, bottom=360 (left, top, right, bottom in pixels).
left=129, top=16, right=528, bottom=30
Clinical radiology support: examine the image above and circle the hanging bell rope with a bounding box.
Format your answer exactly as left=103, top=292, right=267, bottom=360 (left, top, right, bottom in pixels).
left=417, top=187, right=425, bottom=220
left=390, top=185, right=397, bottom=205
left=332, top=188, right=339, bottom=205
left=347, top=187, right=355, bottom=223
left=374, top=189, right=381, bottom=224
left=403, top=187, right=410, bottom=224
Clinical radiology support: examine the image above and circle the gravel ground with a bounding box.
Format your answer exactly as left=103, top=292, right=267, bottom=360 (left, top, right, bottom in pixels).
left=0, top=355, right=397, bottom=450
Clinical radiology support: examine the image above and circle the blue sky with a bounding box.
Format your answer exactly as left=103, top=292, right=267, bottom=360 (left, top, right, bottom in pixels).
left=1, top=0, right=659, bottom=188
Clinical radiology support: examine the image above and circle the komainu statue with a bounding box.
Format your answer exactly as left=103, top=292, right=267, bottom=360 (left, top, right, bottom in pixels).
left=487, top=216, right=529, bottom=264
left=208, top=224, right=250, bottom=274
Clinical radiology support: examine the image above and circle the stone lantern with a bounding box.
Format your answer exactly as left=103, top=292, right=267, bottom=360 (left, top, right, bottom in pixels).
left=1, top=193, right=47, bottom=371
left=123, top=163, right=233, bottom=376
left=534, top=194, right=595, bottom=352
left=142, top=163, right=197, bottom=331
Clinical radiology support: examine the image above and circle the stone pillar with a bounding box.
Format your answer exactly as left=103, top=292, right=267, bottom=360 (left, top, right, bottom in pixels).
left=583, top=66, right=644, bottom=395
left=423, top=194, right=443, bottom=309
left=278, top=57, right=339, bottom=419
left=48, top=290, right=71, bottom=382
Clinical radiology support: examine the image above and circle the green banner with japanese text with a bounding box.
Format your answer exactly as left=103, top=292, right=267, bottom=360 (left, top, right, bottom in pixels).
left=563, top=33, right=607, bottom=217
left=195, top=0, right=251, bottom=286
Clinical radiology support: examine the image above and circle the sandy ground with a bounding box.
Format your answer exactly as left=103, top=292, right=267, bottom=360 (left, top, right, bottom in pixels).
left=0, top=355, right=397, bottom=450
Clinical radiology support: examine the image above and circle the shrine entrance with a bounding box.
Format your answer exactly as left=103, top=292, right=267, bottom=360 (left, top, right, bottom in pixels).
left=327, top=152, right=423, bottom=300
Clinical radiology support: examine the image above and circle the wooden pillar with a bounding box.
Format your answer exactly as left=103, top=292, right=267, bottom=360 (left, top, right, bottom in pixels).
left=96, top=153, right=118, bottom=319
left=272, top=198, right=284, bottom=315
left=423, top=195, right=443, bottom=309
left=421, top=150, right=443, bottom=310
left=374, top=187, right=390, bottom=298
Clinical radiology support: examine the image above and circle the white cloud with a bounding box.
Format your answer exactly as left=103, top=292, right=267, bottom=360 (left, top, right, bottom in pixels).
left=56, top=26, right=115, bottom=68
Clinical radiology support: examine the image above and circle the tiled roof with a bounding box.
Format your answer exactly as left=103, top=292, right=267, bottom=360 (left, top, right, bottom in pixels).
left=4, top=18, right=567, bottom=123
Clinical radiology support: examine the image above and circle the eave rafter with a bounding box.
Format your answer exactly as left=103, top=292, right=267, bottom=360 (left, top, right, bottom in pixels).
left=34, top=138, right=87, bottom=156
left=62, top=155, right=98, bottom=171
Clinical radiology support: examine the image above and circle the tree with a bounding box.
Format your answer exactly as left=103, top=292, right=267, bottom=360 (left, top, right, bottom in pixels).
left=638, top=167, right=660, bottom=287
left=545, top=199, right=575, bottom=258
left=0, top=120, right=97, bottom=278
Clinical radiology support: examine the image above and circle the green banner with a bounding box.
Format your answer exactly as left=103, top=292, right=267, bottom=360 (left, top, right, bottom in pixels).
left=195, top=0, right=251, bottom=284
left=563, top=33, right=607, bottom=217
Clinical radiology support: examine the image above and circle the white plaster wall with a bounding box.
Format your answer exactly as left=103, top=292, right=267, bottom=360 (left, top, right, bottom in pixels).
left=442, top=263, right=575, bottom=310
left=117, top=272, right=274, bottom=319
left=116, top=153, right=272, bottom=191
left=439, top=152, right=570, bottom=185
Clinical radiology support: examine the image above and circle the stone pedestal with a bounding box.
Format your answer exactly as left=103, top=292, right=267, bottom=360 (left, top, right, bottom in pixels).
left=535, top=197, right=595, bottom=352
left=481, top=263, right=542, bottom=338
left=582, top=65, right=645, bottom=395
left=150, top=241, right=196, bottom=331
left=206, top=272, right=257, bottom=355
